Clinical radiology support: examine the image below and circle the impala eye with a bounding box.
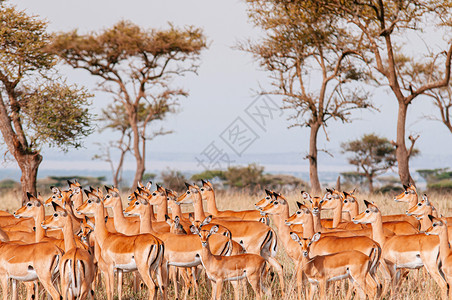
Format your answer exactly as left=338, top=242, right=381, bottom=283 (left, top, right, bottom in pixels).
left=152, top=193, right=156, bottom=196
left=404, top=191, right=408, bottom=195
left=344, top=200, right=348, bottom=203
left=166, top=197, right=170, bottom=200
left=53, top=213, right=58, bottom=217
left=135, top=201, right=140, bottom=205
left=418, top=203, right=422, bottom=206
left=200, top=188, right=205, bottom=192
left=106, top=195, right=111, bottom=199
left=265, top=197, right=270, bottom=200
left=433, top=223, right=437, bottom=227
left=187, top=191, right=191, bottom=194
left=27, top=202, right=32, bottom=207
left=88, top=200, right=92, bottom=204
left=296, top=211, right=301, bottom=215
left=365, top=209, right=370, bottom=213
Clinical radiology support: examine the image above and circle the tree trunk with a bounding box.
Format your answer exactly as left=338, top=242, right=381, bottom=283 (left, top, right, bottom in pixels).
left=18, top=152, right=42, bottom=204
left=129, top=107, right=145, bottom=190
left=367, top=174, right=374, bottom=194
left=396, top=101, right=413, bottom=186
left=308, top=122, right=321, bottom=195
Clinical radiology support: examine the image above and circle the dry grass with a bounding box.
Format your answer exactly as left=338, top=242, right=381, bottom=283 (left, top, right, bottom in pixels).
left=1, top=189, right=450, bottom=299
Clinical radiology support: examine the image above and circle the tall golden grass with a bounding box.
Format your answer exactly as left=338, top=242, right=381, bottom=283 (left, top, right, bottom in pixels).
left=1, top=189, right=450, bottom=299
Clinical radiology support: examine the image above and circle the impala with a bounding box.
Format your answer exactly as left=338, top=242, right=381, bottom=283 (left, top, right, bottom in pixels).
left=425, top=216, right=452, bottom=299
left=352, top=200, right=448, bottom=298
left=76, top=193, right=166, bottom=300
left=290, top=232, right=378, bottom=300
left=176, top=183, right=285, bottom=295
left=0, top=226, right=63, bottom=300
left=193, top=226, right=269, bottom=300
left=42, top=209, right=95, bottom=299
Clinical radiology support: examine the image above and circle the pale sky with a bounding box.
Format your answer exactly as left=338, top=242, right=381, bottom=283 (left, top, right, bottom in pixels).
left=8, top=0, right=452, bottom=175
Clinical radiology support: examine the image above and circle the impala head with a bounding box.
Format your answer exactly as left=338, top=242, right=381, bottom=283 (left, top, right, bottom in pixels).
left=166, top=215, right=187, bottom=234
left=147, top=184, right=167, bottom=206
left=321, top=188, right=343, bottom=210
left=261, top=192, right=287, bottom=215
left=301, top=191, right=323, bottom=216
left=290, top=231, right=321, bottom=258
left=352, top=200, right=379, bottom=224
left=45, top=186, right=69, bottom=206
left=14, top=193, right=44, bottom=218
left=137, top=181, right=153, bottom=194
left=80, top=217, right=94, bottom=247
left=165, top=188, right=181, bottom=210
left=67, top=179, right=81, bottom=189
left=394, top=184, right=417, bottom=202
left=193, top=225, right=218, bottom=247
left=76, top=191, right=103, bottom=216
left=41, top=210, right=69, bottom=230
left=103, top=186, right=121, bottom=208
left=255, top=189, right=275, bottom=211
left=425, top=215, right=448, bottom=235
left=124, top=196, right=149, bottom=217
left=285, top=201, right=311, bottom=225
left=176, top=183, right=201, bottom=205
left=199, top=179, right=214, bottom=198
left=342, top=191, right=358, bottom=213
left=406, top=194, right=432, bottom=218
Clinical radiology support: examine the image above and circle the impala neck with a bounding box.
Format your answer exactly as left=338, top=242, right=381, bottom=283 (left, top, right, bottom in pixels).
left=93, top=203, right=109, bottom=249
left=192, top=194, right=206, bottom=221
left=204, top=190, right=219, bottom=215
left=301, top=213, right=315, bottom=239
left=332, top=201, right=342, bottom=228
left=168, top=201, right=182, bottom=219
left=347, top=202, right=359, bottom=218
left=268, top=214, right=302, bottom=261
left=408, top=194, right=418, bottom=208
left=72, top=193, right=84, bottom=209
left=139, top=205, right=156, bottom=235
left=110, top=197, right=128, bottom=227
left=342, top=211, right=351, bottom=222
left=312, top=213, right=323, bottom=233
left=438, top=225, right=452, bottom=265
left=155, top=198, right=168, bottom=222
left=200, top=240, right=215, bottom=268
left=419, top=207, right=433, bottom=232
left=34, top=206, right=46, bottom=242
left=63, top=218, right=77, bottom=251
left=370, top=212, right=386, bottom=247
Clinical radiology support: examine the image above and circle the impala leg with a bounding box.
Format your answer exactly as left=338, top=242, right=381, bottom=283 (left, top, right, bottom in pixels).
left=295, top=265, right=303, bottom=300
left=230, top=281, right=241, bottom=300
left=36, top=269, right=61, bottom=300
left=105, top=266, right=115, bottom=300
left=11, top=279, right=16, bottom=300
left=155, top=262, right=167, bottom=300
left=266, top=257, right=285, bottom=296
left=117, top=269, right=123, bottom=300
left=1, top=277, right=9, bottom=300
left=24, top=282, right=35, bottom=300
left=319, top=279, right=327, bottom=300
left=248, top=275, right=263, bottom=300
left=214, top=279, right=223, bottom=300
left=136, top=263, right=157, bottom=300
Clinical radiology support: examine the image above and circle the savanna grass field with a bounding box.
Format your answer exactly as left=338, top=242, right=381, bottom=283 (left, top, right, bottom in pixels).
left=1, top=188, right=451, bottom=299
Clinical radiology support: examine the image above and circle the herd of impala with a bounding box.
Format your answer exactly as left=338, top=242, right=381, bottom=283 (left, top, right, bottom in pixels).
left=0, top=179, right=451, bottom=299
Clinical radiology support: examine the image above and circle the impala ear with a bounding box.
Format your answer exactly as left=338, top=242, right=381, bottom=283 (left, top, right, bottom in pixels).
left=343, top=191, right=349, bottom=197
left=422, top=194, right=430, bottom=204
left=26, top=192, right=34, bottom=201
left=289, top=232, right=300, bottom=242
left=311, top=232, right=321, bottom=242
left=428, top=214, right=435, bottom=223
left=190, top=225, right=199, bottom=235
left=184, top=182, right=191, bottom=190
left=201, top=179, right=206, bottom=185
left=146, top=181, right=152, bottom=190
left=210, top=225, right=219, bottom=235
left=326, top=188, right=334, bottom=193
left=202, top=215, right=212, bottom=226
left=51, top=201, right=59, bottom=212
left=189, top=213, right=194, bottom=223
left=296, top=201, right=304, bottom=209
left=363, top=200, right=371, bottom=208
left=301, top=191, right=310, bottom=201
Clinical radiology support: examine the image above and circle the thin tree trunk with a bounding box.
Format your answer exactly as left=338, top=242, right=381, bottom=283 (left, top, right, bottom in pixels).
left=367, top=174, right=374, bottom=194
left=396, top=101, right=413, bottom=186
left=308, top=122, right=321, bottom=195
left=129, top=108, right=145, bottom=190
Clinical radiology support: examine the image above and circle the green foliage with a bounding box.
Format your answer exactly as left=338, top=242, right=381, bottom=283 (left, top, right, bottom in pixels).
left=142, top=173, right=156, bottom=183
left=342, top=134, right=397, bottom=177
left=190, top=170, right=226, bottom=182
left=21, top=82, right=93, bottom=151
left=417, top=168, right=452, bottom=192
left=224, top=163, right=264, bottom=189
left=160, top=170, right=187, bottom=192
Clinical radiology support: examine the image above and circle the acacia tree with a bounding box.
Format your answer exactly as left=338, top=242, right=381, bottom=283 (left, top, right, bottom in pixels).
left=50, top=21, right=206, bottom=189
left=243, top=1, right=374, bottom=194
left=0, top=4, right=93, bottom=203
left=341, top=133, right=399, bottom=193
left=93, top=102, right=172, bottom=187
left=312, top=0, right=452, bottom=185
